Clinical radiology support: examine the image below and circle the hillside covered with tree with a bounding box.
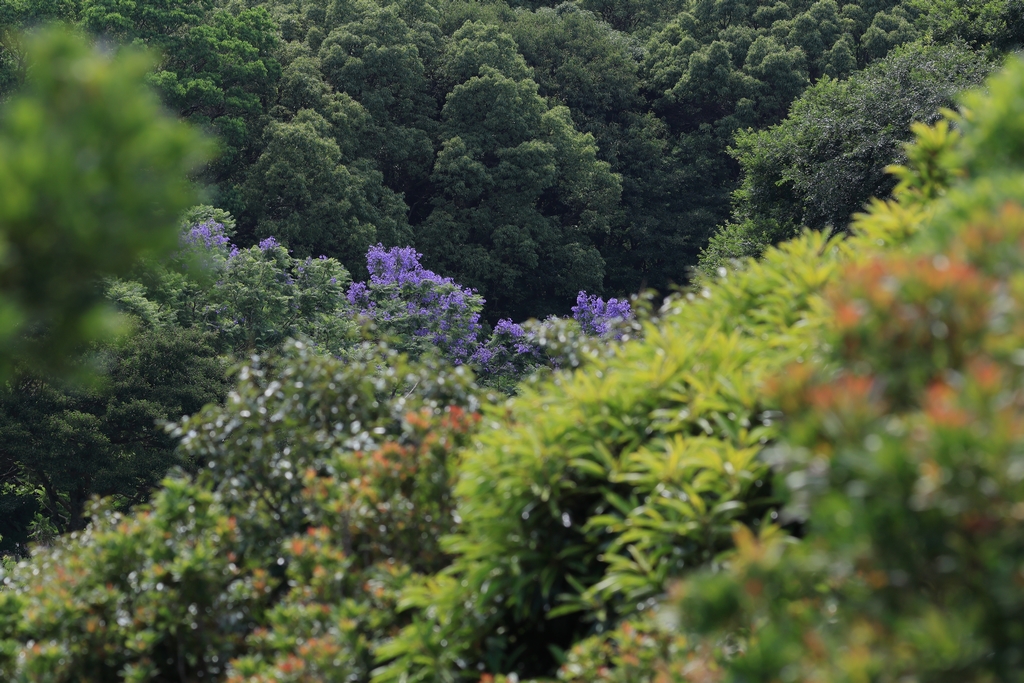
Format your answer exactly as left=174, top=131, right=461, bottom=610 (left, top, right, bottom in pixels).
left=1, top=0, right=1024, bottom=682
left=2, top=0, right=1010, bottom=317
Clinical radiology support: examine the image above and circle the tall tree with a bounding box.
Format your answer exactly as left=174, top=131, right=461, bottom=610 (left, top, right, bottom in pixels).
left=420, top=49, right=620, bottom=320
left=0, top=325, right=227, bottom=543
left=319, top=1, right=438, bottom=204
left=81, top=0, right=281, bottom=186
left=909, top=0, right=1024, bottom=53
left=241, top=108, right=410, bottom=268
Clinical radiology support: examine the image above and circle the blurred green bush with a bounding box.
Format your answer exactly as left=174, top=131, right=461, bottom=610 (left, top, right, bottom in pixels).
left=0, top=27, right=209, bottom=377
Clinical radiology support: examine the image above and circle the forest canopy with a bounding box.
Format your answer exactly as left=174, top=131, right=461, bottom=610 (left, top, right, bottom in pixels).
left=3, top=0, right=1007, bottom=318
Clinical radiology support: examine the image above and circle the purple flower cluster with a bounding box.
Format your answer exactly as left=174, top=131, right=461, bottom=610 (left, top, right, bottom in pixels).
left=180, top=221, right=286, bottom=262
left=493, top=319, right=535, bottom=354
left=365, top=245, right=454, bottom=288
left=572, top=291, right=632, bottom=337
left=258, top=237, right=281, bottom=252
left=470, top=316, right=542, bottom=378
left=348, top=245, right=633, bottom=378
left=348, top=245, right=484, bottom=364
left=346, top=281, right=369, bottom=306
left=181, top=221, right=232, bottom=250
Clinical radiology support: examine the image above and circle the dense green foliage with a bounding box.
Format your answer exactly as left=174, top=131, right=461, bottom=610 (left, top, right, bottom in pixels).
left=0, top=213, right=355, bottom=553
left=0, top=28, right=214, bottom=553
left=669, top=55, right=1024, bottom=683
left=0, top=207, right=841, bottom=683
left=911, top=0, right=1024, bottom=54
left=6, top=0, right=1001, bottom=318
left=5, top=2, right=1024, bottom=683
left=699, top=40, right=991, bottom=273
left=0, top=326, right=228, bottom=548
left=0, top=342, right=488, bottom=681
left=376, top=231, right=840, bottom=681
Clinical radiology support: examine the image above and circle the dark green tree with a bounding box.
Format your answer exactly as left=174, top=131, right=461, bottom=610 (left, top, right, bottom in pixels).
left=319, top=1, right=438, bottom=203
left=420, top=61, right=620, bottom=320
left=81, top=0, right=280, bottom=184
left=699, top=41, right=991, bottom=273
left=910, top=0, right=1024, bottom=53
left=241, top=109, right=410, bottom=268
left=629, top=0, right=914, bottom=289
left=509, top=5, right=658, bottom=294
left=0, top=0, right=80, bottom=98
left=0, top=324, right=227, bottom=545
left=579, top=0, right=687, bottom=32
left=510, top=6, right=640, bottom=149
left=434, top=18, right=531, bottom=91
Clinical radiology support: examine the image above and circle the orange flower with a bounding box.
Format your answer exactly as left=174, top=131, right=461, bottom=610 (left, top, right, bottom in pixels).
left=924, top=381, right=971, bottom=428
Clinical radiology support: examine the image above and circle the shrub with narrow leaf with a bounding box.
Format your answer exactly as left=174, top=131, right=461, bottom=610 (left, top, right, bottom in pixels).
left=667, top=54, right=1024, bottom=683
left=376, top=227, right=843, bottom=681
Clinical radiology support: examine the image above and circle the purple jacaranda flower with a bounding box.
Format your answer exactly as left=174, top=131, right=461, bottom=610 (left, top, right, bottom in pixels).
left=494, top=319, right=525, bottom=339
left=572, top=291, right=632, bottom=337
left=346, top=282, right=369, bottom=306
left=182, top=221, right=232, bottom=250
left=351, top=245, right=484, bottom=364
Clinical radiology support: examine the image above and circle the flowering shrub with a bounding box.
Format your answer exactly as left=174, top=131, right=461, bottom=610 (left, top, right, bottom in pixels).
left=470, top=318, right=541, bottom=390
left=347, top=245, right=485, bottom=365
left=345, top=245, right=634, bottom=386
left=178, top=232, right=634, bottom=375
left=571, top=292, right=632, bottom=337
left=137, top=219, right=355, bottom=356
left=0, top=341, right=490, bottom=681
left=182, top=220, right=233, bottom=250
left=471, top=294, right=636, bottom=392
